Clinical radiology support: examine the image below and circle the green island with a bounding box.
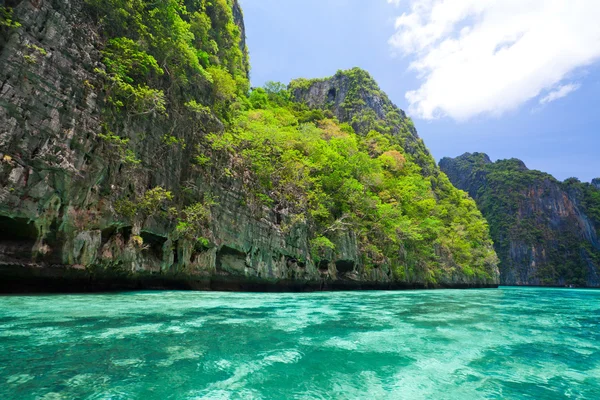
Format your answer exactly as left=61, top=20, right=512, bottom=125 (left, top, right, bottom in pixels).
left=0, top=0, right=498, bottom=290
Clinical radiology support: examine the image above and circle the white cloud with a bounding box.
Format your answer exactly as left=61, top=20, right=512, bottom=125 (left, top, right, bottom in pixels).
left=539, top=84, right=581, bottom=105
left=389, top=0, right=600, bottom=120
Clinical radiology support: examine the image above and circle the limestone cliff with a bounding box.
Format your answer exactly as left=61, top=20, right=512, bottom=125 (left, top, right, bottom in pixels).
left=290, top=69, right=434, bottom=174
left=0, top=0, right=498, bottom=292
left=440, top=153, right=600, bottom=287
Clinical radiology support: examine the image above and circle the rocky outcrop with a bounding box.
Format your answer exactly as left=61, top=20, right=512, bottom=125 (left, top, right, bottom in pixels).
left=290, top=68, right=437, bottom=175
left=291, top=70, right=414, bottom=134
left=0, top=1, right=498, bottom=292
left=440, top=153, right=600, bottom=287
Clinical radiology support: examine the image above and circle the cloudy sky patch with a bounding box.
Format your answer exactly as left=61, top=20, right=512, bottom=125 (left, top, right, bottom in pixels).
left=389, top=0, right=600, bottom=120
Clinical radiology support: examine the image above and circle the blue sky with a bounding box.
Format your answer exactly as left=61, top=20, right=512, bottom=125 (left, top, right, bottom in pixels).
left=239, top=0, right=600, bottom=182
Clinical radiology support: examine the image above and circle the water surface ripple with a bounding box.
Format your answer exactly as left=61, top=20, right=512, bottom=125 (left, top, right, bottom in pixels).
left=0, top=287, right=599, bottom=399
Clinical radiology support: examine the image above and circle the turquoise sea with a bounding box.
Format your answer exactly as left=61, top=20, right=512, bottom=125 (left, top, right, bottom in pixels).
left=0, top=287, right=598, bottom=399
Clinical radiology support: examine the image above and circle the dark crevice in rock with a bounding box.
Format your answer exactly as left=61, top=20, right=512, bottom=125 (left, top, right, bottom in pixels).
left=318, top=260, right=329, bottom=272
left=0, top=216, right=38, bottom=241
left=193, top=240, right=210, bottom=254
left=140, top=231, right=166, bottom=260
left=335, top=260, right=355, bottom=274
left=172, top=241, right=180, bottom=265
left=286, top=256, right=305, bottom=269
left=100, top=226, right=117, bottom=246
left=4, top=0, right=23, bottom=8
left=121, top=226, right=132, bottom=243
left=0, top=216, right=38, bottom=263
left=101, top=226, right=131, bottom=246
left=327, top=87, right=337, bottom=102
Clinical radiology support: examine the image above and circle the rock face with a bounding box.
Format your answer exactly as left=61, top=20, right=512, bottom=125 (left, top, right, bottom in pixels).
left=231, top=0, right=248, bottom=74
left=0, top=1, right=498, bottom=292
left=290, top=68, right=434, bottom=174
left=440, top=153, right=600, bottom=287
left=291, top=70, right=414, bottom=135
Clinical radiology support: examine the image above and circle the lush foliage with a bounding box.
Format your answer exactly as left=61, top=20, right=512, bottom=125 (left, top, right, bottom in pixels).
left=86, top=0, right=249, bottom=119
left=0, top=6, right=21, bottom=30
left=115, top=187, right=174, bottom=221
left=98, top=130, right=142, bottom=165
left=290, top=68, right=433, bottom=174
left=202, top=77, right=497, bottom=283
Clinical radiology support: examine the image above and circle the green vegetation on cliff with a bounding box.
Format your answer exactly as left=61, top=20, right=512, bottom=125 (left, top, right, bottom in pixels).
left=0, top=6, right=21, bottom=30
left=440, top=153, right=600, bottom=287
left=0, top=0, right=498, bottom=287
left=203, top=77, right=498, bottom=283
left=82, top=1, right=497, bottom=283
left=86, top=0, right=249, bottom=119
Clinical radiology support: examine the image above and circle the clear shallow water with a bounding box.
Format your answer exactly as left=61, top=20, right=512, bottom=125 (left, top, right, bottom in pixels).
left=0, top=288, right=598, bottom=399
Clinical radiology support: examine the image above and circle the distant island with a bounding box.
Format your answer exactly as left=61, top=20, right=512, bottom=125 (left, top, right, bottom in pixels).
left=441, top=153, right=600, bottom=287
